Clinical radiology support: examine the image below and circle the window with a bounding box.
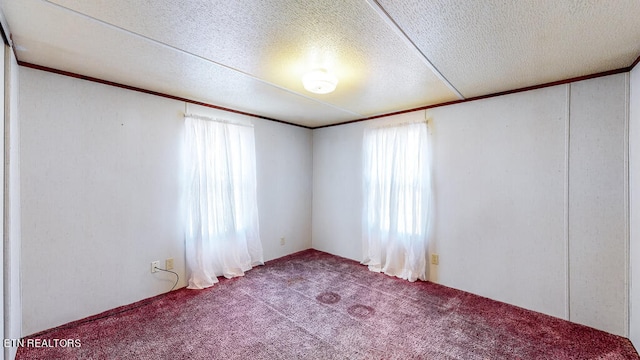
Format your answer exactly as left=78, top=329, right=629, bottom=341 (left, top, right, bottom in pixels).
left=362, top=121, right=431, bottom=281
left=184, top=115, right=263, bottom=289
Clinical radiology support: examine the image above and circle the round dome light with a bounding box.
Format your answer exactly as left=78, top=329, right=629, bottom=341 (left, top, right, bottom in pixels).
left=302, top=68, right=338, bottom=94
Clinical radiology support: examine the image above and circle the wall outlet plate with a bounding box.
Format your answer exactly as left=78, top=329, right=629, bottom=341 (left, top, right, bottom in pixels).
left=431, top=254, right=439, bottom=265
left=166, top=258, right=174, bottom=270
left=151, top=260, right=160, bottom=273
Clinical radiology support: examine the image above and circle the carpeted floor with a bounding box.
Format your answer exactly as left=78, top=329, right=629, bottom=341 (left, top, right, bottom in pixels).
left=16, top=249, right=639, bottom=359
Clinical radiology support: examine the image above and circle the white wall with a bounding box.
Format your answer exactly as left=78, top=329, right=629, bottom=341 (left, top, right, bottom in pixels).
left=630, top=64, right=640, bottom=348
left=4, top=46, right=20, bottom=360
left=16, top=63, right=631, bottom=338
left=255, top=118, right=313, bottom=261
left=20, top=68, right=186, bottom=336
left=312, top=120, right=365, bottom=260
left=0, top=42, right=5, bottom=360
left=312, top=74, right=629, bottom=336
left=429, top=86, right=568, bottom=319
left=568, top=75, right=629, bottom=337
left=19, top=68, right=313, bottom=335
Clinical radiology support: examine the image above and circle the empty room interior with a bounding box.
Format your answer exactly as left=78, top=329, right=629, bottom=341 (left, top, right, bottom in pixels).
left=2, top=0, right=640, bottom=359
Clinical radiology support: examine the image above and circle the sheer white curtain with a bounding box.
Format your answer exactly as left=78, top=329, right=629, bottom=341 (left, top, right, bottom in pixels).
left=362, top=122, right=431, bottom=282
left=184, top=115, right=263, bottom=289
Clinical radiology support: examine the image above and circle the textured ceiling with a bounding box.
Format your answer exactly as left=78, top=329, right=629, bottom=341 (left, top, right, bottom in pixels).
left=1, top=0, right=639, bottom=127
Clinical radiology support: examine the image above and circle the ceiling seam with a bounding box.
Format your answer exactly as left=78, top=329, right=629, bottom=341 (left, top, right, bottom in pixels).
left=364, top=0, right=465, bottom=100
left=25, top=1, right=640, bottom=131
left=41, top=0, right=364, bottom=119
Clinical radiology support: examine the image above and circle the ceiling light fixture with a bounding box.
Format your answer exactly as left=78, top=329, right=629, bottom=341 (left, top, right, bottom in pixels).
left=302, top=68, right=338, bottom=94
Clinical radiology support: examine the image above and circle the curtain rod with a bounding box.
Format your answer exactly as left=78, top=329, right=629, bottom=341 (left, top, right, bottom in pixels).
left=184, top=113, right=254, bottom=128
left=371, top=119, right=427, bottom=129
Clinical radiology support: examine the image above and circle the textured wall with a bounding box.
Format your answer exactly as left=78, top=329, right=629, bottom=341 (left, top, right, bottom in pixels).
left=312, top=74, right=630, bottom=336
left=568, top=74, right=629, bottom=336
left=20, top=69, right=186, bottom=336
left=17, top=65, right=631, bottom=337
left=429, top=86, right=568, bottom=320
left=312, top=121, right=365, bottom=261
left=4, top=46, right=21, bottom=360
left=19, top=68, right=313, bottom=335
left=629, top=66, right=640, bottom=347
left=0, top=42, right=5, bottom=360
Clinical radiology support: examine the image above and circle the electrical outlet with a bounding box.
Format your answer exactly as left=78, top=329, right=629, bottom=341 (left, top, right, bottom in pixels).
left=280, top=237, right=285, bottom=246
left=431, top=254, right=439, bottom=265
left=151, top=260, right=160, bottom=273
left=166, top=258, right=174, bottom=270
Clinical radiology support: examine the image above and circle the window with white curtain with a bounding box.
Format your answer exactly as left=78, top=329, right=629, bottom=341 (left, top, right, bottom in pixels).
left=362, top=121, right=431, bottom=282
left=184, top=115, right=263, bottom=289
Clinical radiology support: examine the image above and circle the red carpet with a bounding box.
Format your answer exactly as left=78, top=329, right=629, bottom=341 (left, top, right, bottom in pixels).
left=16, top=249, right=639, bottom=359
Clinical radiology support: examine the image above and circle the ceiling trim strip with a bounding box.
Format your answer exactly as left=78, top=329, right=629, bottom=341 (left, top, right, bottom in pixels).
left=314, top=66, right=631, bottom=129
left=18, top=61, right=313, bottom=130
left=630, top=54, right=640, bottom=71
left=364, top=0, right=465, bottom=100
left=18, top=61, right=634, bottom=131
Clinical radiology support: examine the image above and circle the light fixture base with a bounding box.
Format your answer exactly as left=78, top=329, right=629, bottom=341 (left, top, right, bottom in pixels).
left=302, top=68, right=338, bottom=94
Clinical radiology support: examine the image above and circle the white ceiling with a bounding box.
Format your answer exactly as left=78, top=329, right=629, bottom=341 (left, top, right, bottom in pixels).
left=1, top=0, right=639, bottom=128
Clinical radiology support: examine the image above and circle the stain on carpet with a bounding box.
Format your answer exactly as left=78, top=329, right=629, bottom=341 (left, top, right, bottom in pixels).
left=316, top=291, right=341, bottom=304
left=347, top=304, right=375, bottom=319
